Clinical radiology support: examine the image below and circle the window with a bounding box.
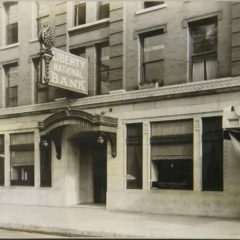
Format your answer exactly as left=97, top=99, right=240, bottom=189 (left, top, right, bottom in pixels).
left=36, top=1, right=49, bottom=34
left=40, top=138, right=52, bottom=187
left=98, top=2, right=109, bottom=20
left=74, top=1, right=86, bottom=26
left=143, top=1, right=164, bottom=8
left=33, top=58, right=49, bottom=103
left=151, top=120, right=193, bottom=190
left=202, top=117, right=223, bottom=191
left=4, top=63, right=18, bottom=107
left=189, top=17, right=218, bottom=82
left=70, top=47, right=86, bottom=58
left=10, top=133, right=34, bottom=186
left=4, top=1, right=18, bottom=45
left=96, top=42, right=109, bottom=95
left=126, top=123, right=143, bottom=189
left=140, top=29, right=164, bottom=86
left=0, top=135, right=4, bottom=186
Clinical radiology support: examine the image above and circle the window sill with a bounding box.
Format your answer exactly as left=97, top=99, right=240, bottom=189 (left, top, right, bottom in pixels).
left=135, top=3, right=167, bottom=15
left=29, top=38, right=38, bottom=43
left=68, top=18, right=110, bottom=35
left=0, top=42, right=20, bottom=50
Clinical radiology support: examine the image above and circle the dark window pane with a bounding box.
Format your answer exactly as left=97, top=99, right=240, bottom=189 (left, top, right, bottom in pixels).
left=74, top=3, right=86, bottom=26
left=0, top=157, right=4, bottom=186
left=6, top=23, right=18, bottom=45
left=97, top=43, right=109, bottom=95
left=7, top=86, right=18, bottom=107
left=191, top=23, right=217, bottom=55
left=70, top=47, right=86, bottom=58
left=202, top=117, right=223, bottom=191
left=99, top=3, right=109, bottom=19
left=0, top=135, right=4, bottom=155
left=144, top=61, right=163, bottom=84
left=144, top=1, right=164, bottom=8
left=126, top=123, right=143, bottom=189
left=10, top=133, right=34, bottom=186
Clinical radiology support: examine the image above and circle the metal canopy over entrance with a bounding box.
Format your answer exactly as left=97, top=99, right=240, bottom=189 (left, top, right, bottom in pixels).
left=38, top=109, right=118, bottom=159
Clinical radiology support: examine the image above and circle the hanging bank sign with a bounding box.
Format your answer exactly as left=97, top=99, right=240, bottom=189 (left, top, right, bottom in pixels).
left=48, top=47, right=88, bottom=94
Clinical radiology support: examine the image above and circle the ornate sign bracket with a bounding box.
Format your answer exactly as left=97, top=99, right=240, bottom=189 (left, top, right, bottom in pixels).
left=38, top=25, right=54, bottom=85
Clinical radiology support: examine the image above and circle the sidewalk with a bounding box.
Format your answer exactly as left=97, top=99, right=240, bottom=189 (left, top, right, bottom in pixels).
left=0, top=203, right=240, bottom=239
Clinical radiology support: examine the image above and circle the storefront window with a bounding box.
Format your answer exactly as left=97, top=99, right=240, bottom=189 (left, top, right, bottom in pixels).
left=151, top=120, right=193, bottom=190
left=126, top=123, right=143, bottom=189
left=10, top=133, right=34, bottom=186
left=202, top=116, right=223, bottom=191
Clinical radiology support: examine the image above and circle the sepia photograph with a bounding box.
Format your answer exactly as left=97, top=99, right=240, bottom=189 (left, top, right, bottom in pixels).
left=0, top=0, right=240, bottom=238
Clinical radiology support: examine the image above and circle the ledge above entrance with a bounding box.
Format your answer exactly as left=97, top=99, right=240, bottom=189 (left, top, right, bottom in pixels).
left=38, top=109, right=118, bottom=159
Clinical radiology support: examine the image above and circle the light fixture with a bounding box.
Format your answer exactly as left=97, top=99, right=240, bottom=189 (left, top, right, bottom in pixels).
left=41, top=139, right=49, bottom=148
left=97, top=134, right=104, bottom=144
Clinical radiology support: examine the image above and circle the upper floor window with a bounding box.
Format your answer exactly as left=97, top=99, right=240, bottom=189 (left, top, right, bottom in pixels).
left=70, top=47, right=86, bottom=58
left=97, top=2, right=109, bottom=20
left=36, top=1, right=49, bottom=34
left=4, top=63, right=18, bottom=108
left=139, top=29, right=164, bottom=86
left=10, top=132, right=34, bottom=186
left=143, top=1, right=164, bottom=9
left=74, top=1, right=86, bottom=26
left=189, top=17, right=218, bottom=82
left=96, top=42, right=109, bottom=95
left=4, top=1, right=18, bottom=45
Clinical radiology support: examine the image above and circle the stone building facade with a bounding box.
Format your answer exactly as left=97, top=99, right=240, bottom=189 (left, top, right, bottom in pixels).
left=0, top=0, right=240, bottom=218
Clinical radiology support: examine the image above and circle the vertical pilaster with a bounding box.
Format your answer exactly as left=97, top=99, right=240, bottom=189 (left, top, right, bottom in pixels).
left=4, top=133, right=10, bottom=187
left=142, top=121, right=150, bottom=190
left=193, top=117, right=202, bottom=191
left=34, top=130, right=40, bottom=188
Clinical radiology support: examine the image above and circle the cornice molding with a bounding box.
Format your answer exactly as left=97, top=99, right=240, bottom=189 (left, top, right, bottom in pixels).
left=0, top=77, right=239, bottom=119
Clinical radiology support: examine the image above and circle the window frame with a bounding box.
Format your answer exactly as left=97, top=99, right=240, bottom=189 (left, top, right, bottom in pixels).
left=189, top=16, right=218, bottom=82
left=139, top=29, right=165, bottom=86
left=10, top=132, right=35, bottom=187
left=3, top=1, right=18, bottom=46
left=150, top=119, right=194, bottom=190
left=96, top=41, right=110, bottom=95
left=74, top=2, right=86, bottom=26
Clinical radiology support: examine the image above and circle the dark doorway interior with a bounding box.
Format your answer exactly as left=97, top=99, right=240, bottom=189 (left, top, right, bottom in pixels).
left=92, top=141, right=107, bottom=204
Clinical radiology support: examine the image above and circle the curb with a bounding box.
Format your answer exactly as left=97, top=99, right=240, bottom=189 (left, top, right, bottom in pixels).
left=0, top=222, right=140, bottom=238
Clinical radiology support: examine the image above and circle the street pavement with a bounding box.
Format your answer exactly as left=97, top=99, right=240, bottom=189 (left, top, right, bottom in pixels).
left=0, top=203, right=240, bottom=238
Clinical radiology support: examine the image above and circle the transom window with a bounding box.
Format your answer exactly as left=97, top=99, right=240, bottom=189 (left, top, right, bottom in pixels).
left=189, top=17, right=218, bottom=82
left=139, top=29, right=165, bottom=86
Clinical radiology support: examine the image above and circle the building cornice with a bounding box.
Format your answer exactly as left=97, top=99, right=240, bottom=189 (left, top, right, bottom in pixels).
left=0, top=77, right=239, bottom=119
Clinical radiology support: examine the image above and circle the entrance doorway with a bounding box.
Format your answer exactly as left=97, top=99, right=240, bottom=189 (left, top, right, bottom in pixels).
left=92, top=142, right=107, bottom=203
left=79, top=133, right=107, bottom=205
